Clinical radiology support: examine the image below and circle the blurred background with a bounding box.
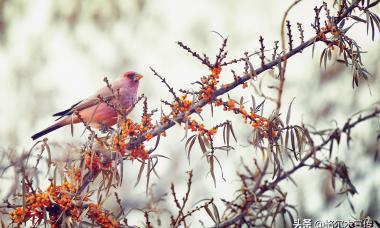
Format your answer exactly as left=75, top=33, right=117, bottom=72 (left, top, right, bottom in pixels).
left=0, top=0, right=379, bottom=225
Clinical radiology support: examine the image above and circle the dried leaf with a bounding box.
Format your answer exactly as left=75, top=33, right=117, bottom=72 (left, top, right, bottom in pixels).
left=294, top=127, right=303, bottom=154
left=229, top=122, right=237, bottom=142
left=203, top=135, right=211, bottom=148
left=226, top=123, right=231, bottom=148
left=320, top=48, right=326, bottom=68
left=328, top=48, right=332, bottom=60
left=146, top=159, right=151, bottom=195
left=198, top=135, right=207, bottom=154
left=343, top=50, right=348, bottom=67
left=290, top=130, right=297, bottom=160
left=286, top=98, right=295, bottom=125
left=222, top=124, right=227, bottom=144
left=212, top=203, right=221, bottom=224
left=70, top=114, right=74, bottom=137
left=286, top=210, right=295, bottom=227
left=210, top=156, right=216, bottom=187
left=335, top=200, right=343, bottom=208
left=43, top=141, right=52, bottom=175
left=118, top=153, right=124, bottom=186
left=285, top=129, right=289, bottom=152
left=204, top=206, right=216, bottom=223
left=348, top=197, right=356, bottom=213
left=370, top=15, right=375, bottom=40
left=135, top=161, right=145, bottom=187
left=329, top=140, right=334, bottom=159
left=251, top=95, right=256, bottom=111
left=186, top=135, right=197, bottom=161
left=367, top=0, right=380, bottom=8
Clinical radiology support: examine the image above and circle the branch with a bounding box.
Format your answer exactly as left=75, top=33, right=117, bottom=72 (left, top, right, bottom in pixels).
left=126, top=0, right=362, bottom=151
left=214, top=106, right=380, bottom=227
left=78, top=0, right=364, bottom=203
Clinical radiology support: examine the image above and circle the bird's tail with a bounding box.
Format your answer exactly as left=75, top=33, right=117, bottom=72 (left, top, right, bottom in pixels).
left=31, top=122, right=64, bottom=140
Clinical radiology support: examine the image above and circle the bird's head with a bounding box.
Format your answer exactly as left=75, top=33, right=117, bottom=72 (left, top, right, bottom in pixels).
left=123, top=71, right=143, bottom=82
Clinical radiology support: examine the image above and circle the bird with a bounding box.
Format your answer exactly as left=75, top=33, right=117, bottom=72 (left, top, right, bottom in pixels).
left=31, top=71, right=143, bottom=140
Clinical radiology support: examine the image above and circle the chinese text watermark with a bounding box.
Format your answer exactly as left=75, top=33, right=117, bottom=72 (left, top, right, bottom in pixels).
left=293, top=218, right=374, bottom=228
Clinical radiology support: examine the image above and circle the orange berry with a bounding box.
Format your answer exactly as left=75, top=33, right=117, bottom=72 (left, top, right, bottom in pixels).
left=145, top=133, right=153, bottom=141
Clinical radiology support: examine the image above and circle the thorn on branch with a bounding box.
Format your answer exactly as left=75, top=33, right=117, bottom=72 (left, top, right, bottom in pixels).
left=323, top=2, right=331, bottom=20
left=215, top=37, right=228, bottom=66
left=259, top=36, right=265, bottom=67
left=272, top=41, right=279, bottom=61
left=177, top=41, right=212, bottom=68
left=297, top=22, right=305, bottom=44
left=179, top=89, right=199, bottom=95
left=150, top=67, right=180, bottom=103
left=286, top=20, right=293, bottom=51
left=313, top=6, right=322, bottom=34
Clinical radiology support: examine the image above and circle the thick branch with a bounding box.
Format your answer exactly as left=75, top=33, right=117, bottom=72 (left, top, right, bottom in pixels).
left=128, top=38, right=319, bottom=149
left=79, top=0, right=363, bottom=202
left=127, top=0, right=362, bottom=151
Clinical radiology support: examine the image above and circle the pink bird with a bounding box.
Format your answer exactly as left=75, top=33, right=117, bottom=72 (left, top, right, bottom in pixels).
left=31, top=71, right=143, bottom=140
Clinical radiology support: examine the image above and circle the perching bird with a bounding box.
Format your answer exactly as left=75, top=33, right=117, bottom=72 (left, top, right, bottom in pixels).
left=31, top=71, right=143, bottom=140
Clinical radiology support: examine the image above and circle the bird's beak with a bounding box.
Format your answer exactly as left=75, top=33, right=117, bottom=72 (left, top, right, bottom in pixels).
left=135, top=74, right=143, bottom=81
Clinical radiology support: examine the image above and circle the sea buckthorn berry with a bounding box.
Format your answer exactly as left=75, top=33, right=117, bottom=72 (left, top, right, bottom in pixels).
left=227, top=99, right=235, bottom=110
left=145, top=133, right=153, bottom=141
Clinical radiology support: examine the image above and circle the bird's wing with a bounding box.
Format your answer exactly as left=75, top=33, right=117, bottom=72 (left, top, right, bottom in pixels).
left=53, top=80, right=123, bottom=120
left=52, top=100, right=83, bottom=118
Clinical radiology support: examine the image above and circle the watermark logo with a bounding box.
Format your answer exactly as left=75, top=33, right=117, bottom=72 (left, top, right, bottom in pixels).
left=293, top=218, right=374, bottom=228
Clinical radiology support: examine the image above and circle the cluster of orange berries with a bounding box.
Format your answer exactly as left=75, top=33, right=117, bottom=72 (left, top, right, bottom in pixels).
left=66, top=166, right=82, bottom=185
left=317, top=23, right=349, bottom=60
left=161, top=67, right=223, bottom=141
left=129, top=144, right=149, bottom=160
left=188, top=118, right=217, bottom=140
left=171, top=95, right=193, bottom=118
left=10, top=181, right=120, bottom=227
left=111, top=119, right=133, bottom=156
left=25, top=192, right=50, bottom=220
left=169, top=95, right=204, bottom=119
left=47, top=181, right=78, bottom=211
left=215, top=98, right=277, bottom=138
left=87, top=203, right=119, bottom=228
left=85, top=152, right=102, bottom=171
left=197, top=66, right=222, bottom=101
left=9, top=190, right=53, bottom=225
left=9, top=181, right=79, bottom=226
left=319, top=21, right=341, bottom=39
left=9, top=207, right=31, bottom=224
left=141, top=112, right=154, bottom=132
left=111, top=117, right=152, bottom=161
